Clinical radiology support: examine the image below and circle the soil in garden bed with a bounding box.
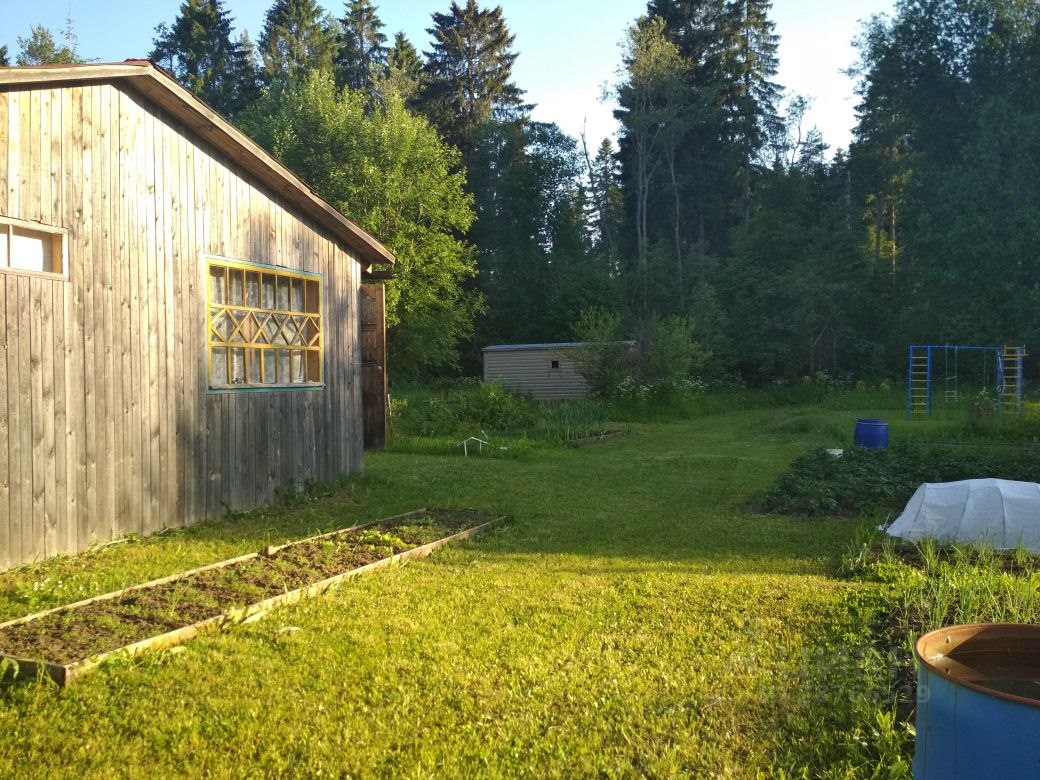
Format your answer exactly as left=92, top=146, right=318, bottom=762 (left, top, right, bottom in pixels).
left=0, top=509, right=494, bottom=666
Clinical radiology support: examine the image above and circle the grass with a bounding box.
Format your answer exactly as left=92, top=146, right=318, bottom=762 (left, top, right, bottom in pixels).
left=0, top=397, right=1027, bottom=776
left=841, top=535, right=1040, bottom=732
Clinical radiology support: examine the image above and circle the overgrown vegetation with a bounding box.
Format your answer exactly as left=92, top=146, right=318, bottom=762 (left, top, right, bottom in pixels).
left=835, top=536, right=1040, bottom=762
left=757, top=441, right=1040, bottom=518
left=388, top=380, right=613, bottom=451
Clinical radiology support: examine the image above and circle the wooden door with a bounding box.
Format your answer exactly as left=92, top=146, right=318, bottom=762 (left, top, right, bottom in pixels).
left=360, top=284, right=387, bottom=450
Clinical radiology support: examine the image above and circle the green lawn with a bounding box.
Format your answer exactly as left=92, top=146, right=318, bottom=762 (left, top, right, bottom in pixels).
left=0, top=407, right=896, bottom=777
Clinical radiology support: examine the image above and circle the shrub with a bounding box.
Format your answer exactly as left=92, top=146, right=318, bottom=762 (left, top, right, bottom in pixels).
left=391, top=381, right=538, bottom=437
left=756, top=442, right=1040, bottom=518
left=572, top=308, right=709, bottom=401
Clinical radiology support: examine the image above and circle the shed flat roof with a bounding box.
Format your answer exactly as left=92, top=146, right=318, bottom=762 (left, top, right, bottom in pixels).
left=0, top=60, right=395, bottom=270
left=482, top=341, right=636, bottom=353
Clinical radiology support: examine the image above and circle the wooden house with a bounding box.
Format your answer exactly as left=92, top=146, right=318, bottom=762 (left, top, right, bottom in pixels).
left=0, top=61, right=394, bottom=570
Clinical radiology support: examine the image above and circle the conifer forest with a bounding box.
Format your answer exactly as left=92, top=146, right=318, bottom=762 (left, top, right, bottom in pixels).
left=12, top=0, right=1040, bottom=384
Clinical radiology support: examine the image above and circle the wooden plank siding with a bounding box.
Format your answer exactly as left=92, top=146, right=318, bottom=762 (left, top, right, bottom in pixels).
left=483, top=346, right=592, bottom=401
left=0, top=82, right=364, bottom=569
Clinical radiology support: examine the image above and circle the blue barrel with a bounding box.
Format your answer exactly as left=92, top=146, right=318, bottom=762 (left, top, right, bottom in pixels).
left=853, top=418, right=889, bottom=448
left=914, top=624, right=1040, bottom=779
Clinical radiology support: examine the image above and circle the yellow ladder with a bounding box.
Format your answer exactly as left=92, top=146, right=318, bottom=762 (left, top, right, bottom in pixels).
left=1002, top=345, right=1026, bottom=413
left=910, top=347, right=930, bottom=415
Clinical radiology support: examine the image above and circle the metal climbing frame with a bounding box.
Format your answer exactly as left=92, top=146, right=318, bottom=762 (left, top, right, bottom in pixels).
left=907, top=344, right=1026, bottom=417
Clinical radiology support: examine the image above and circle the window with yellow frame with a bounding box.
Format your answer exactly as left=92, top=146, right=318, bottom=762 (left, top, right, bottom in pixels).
left=207, top=258, right=322, bottom=389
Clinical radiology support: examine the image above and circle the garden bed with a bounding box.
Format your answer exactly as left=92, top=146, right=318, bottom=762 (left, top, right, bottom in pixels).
left=754, top=442, right=1040, bottom=518
left=0, top=508, right=503, bottom=685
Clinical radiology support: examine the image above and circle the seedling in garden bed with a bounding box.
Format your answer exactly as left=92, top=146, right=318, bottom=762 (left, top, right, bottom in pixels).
left=0, top=509, right=505, bottom=686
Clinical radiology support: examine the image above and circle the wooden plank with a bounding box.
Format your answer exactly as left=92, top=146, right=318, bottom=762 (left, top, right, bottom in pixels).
left=0, top=281, right=9, bottom=570
left=21, top=91, right=36, bottom=222
left=191, top=139, right=207, bottom=522
left=38, top=89, right=51, bottom=223
left=30, top=278, right=47, bottom=557
left=92, top=84, right=114, bottom=545
left=5, top=276, right=22, bottom=568
left=15, top=275, right=32, bottom=562
left=61, top=86, right=85, bottom=557
left=52, top=277, right=68, bottom=557
left=123, top=90, right=144, bottom=538
left=169, top=119, right=188, bottom=525
left=80, top=85, right=98, bottom=549
left=289, top=211, right=303, bottom=488
left=299, top=226, right=314, bottom=485
left=0, top=511, right=504, bottom=682
left=38, top=275, right=57, bottom=558
left=49, top=87, right=67, bottom=552
left=114, top=89, right=132, bottom=536
left=155, top=105, right=176, bottom=529
left=144, top=104, right=161, bottom=534
left=196, top=147, right=212, bottom=518
left=229, top=167, right=245, bottom=510
left=61, top=86, right=80, bottom=557
left=49, top=87, right=61, bottom=226
left=6, top=91, right=19, bottom=217
left=0, top=93, right=8, bottom=215
left=318, top=235, right=330, bottom=476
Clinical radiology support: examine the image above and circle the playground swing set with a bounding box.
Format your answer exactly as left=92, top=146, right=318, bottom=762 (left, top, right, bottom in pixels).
left=907, top=344, right=1026, bottom=417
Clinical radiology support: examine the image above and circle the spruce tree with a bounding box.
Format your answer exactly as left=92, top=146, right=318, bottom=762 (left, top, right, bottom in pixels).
left=259, top=0, right=338, bottom=85
left=230, top=31, right=263, bottom=110
left=16, top=23, right=82, bottom=65
left=336, top=0, right=387, bottom=93
left=720, top=0, right=782, bottom=223
left=383, top=32, right=423, bottom=108
left=421, top=0, right=526, bottom=150
left=0, top=45, right=8, bottom=67
left=151, top=0, right=244, bottom=116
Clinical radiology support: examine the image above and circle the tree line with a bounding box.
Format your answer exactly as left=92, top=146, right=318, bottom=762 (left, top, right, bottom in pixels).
left=6, top=0, right=1040, bottom=387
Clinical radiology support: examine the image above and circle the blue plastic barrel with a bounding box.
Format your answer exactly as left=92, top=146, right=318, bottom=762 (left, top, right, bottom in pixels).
left=914, top=624, right=1040, bottom=779
left=853, top=418, right=889, bottom=448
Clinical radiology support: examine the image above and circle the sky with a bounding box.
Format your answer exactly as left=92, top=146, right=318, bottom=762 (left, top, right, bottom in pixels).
left=0, top=0, right=895, bottom=154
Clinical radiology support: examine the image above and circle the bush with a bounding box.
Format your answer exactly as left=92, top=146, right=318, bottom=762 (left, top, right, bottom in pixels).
left=756, top=442, right=1040, bottom=518
left=391, top=380, right=539, bottom=437
left=572, top=308, right=709, bottom=401
left=389, top=382, right=611, bottom=446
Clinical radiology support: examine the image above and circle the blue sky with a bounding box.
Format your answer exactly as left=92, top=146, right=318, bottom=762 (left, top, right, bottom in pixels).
left=1, top=0, right=894, bottom=152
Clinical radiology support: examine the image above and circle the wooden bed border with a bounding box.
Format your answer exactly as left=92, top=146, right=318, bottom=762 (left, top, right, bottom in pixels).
left=0, top=509, right=505, bottom=685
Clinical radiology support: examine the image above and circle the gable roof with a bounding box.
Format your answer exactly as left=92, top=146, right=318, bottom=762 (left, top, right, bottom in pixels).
left=0, top=60, right=395, bottom=269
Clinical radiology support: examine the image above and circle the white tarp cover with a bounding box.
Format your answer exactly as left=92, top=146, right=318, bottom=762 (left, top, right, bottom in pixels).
left=886, top=478, right=1040, bottom=552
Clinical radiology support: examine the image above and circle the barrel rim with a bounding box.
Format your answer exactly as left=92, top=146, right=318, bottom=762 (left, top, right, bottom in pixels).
left=915, top=622, right=1040, bottom=709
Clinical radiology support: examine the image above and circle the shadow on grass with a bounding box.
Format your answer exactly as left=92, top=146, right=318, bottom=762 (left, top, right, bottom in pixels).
left=0, top=412, right=873, bottom=621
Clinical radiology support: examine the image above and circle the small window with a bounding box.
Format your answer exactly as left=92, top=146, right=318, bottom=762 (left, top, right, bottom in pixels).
left=550, top=359, right=561, bottom=370
left=207, top=258, right=323, bottom=389
left=0, top=217, right=66, bottom=276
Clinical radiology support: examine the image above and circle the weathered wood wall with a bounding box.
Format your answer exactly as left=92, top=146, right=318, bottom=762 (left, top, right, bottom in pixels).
left=0, top=82, right=363, bottom=570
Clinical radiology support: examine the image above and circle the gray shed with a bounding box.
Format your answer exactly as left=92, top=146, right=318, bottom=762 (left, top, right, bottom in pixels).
left=482, top=342, right=637, bottom=401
